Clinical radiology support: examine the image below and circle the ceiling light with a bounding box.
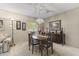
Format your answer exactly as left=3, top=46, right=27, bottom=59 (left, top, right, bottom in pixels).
left=36, top=18, right=44, bottom=24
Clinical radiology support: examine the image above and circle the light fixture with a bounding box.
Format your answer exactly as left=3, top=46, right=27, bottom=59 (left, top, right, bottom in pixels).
left=36, top=18, right=44, bottom=24
left=53, top=22, right=57, bottom=27
left=35, top=4, right=45, bottom=24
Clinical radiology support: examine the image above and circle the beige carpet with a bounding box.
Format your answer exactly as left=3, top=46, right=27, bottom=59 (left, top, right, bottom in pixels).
left=0, top=42, right=58, bottom=56
left=1, top=41, right=79, bottom=56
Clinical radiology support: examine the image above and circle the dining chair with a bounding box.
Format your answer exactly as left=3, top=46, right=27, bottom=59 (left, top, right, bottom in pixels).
left=28, top=33, right=31, bottom=50
left=40, top=32, right=53, bottom=56
left=28, top=32, right=36, bottom=50
left=31, top=33, right=40, bottom=54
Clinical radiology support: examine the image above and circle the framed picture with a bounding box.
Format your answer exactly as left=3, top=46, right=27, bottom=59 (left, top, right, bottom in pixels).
left=49, top=20, right=61, bottom=31
left=0, top=20, right=3, bottom=28
left=22, top=22, right=26, bottom=30
left=16, top=21, right=21, bottom=30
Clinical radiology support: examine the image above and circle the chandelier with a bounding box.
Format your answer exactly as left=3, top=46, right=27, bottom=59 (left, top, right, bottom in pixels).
left=36, top=18, right=44, bottom=24
left=35, top=4, right=46, bottom=24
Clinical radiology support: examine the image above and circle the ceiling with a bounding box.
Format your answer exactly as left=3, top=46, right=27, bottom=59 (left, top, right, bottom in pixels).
left=0, top=3, right=79, bottom=18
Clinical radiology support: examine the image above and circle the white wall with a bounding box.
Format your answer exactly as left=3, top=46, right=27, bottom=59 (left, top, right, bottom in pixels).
left=0, top=9, right=35, bottom=44
left=45, top=7, right=79, bottom=48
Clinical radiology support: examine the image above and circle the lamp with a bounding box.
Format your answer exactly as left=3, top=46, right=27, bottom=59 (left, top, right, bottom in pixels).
left=10, top=18, right=15, bottom=46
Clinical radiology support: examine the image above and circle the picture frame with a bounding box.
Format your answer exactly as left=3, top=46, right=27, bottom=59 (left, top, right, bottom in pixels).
left=49, top=20, right=61, bottom=31
left=16, top=21, right=21, bottom=30
left=22, top=22, right=26, bottom=30
left=0, top=20, right=3, bottom=28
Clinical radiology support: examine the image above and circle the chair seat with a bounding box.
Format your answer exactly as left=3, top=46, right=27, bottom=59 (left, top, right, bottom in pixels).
left=32, top=42, right=39, bottom=45
left=42, top=43, right=52, bottom=48
left=32, top=39, right=39, bottom=45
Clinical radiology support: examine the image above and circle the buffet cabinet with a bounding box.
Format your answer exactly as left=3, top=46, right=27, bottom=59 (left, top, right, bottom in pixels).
left=52, top=30, right=65, bottom=45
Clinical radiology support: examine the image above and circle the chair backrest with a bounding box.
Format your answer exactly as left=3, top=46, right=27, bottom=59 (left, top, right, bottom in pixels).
left=43, top=32, right=53, bottom=48
left=47, top=32, right=53, bottom=42
left=28, top=32, right=35, bottom=44
left=30, top=32, right=39, bottom=44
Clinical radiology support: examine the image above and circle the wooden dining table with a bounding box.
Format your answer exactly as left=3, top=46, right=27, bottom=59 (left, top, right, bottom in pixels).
left=32, top=34, right=49, bottom=55
left=32, top=34, right=48, bottom=40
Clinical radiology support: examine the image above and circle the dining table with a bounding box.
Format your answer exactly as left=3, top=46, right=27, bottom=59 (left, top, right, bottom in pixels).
left=32, top=34, right=48, bottom=40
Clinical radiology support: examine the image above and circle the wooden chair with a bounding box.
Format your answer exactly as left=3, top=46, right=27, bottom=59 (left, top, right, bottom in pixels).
left=28, top=33, right=31, bottom=50
left=31, top=34, right=40, bottom=54
left=40, top=32, right=53, bottom=56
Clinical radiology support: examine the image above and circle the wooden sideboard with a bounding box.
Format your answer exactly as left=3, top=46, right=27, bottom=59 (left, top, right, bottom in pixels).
left=38, top=30, right=65, bottom=44
left=52, top=30, right=65, bottom=44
